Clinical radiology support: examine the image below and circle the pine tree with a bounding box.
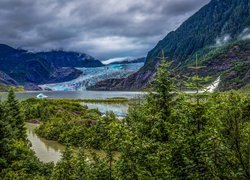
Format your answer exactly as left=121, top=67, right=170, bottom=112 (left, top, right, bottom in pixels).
left=51, top=146, right=76, bottom=180
left=0, top=102, right=13, bottom=171
left=6, top=88, right=26, bottom=140
left=75, top=148, right=87, bottom=180
left=148, top=49, right=176, bottom=120
left=117, top=50, right=178, bottom=179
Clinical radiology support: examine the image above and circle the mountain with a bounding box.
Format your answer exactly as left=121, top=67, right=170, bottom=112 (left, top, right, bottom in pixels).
left=0, top=44, right=94, bottom=90
left=89, top=0, right=250, bottom=91
left=197, top=40, right=250, bottom=91
left=0, top=70, right=18, bottom=86
left=36, top=51, right=104, bottom=67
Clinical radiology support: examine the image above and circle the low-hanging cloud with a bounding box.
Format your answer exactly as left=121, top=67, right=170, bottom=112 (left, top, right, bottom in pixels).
left=215, top=34, right=232, bottom=47
left=0, top=0, right=210, bottom=60
left=239, top=28, right=250, bottom=40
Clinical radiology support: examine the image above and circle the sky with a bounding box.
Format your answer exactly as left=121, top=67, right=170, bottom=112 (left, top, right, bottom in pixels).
left=0, top=0, right=210, bottom=60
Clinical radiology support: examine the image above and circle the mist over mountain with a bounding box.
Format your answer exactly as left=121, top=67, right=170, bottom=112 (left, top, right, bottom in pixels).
left=36, top=51, right=103, bottom=68
left=90, top=0, right=250, bottom=91
left=102, top=57, right=146, bottom=65
left=1, top=0, right=250, bottom=92
left=0, top=44, right=103, bottom=90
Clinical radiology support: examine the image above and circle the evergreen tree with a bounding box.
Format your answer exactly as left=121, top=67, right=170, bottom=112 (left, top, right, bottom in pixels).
left=75, top=148, right=87, bottom=180
left=6, top=88, right=26, bottom=140
left=51, top=146, right=76, bottom=180
left=0, top=102, right=13, bottom=171
left=117, top=50, right=178, bottom=179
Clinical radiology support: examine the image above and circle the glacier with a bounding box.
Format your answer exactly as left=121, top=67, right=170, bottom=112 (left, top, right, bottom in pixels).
left=39, top=63, right=144, bottom=91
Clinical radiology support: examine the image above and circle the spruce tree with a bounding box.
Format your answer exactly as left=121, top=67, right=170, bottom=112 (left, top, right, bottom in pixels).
left=6, top=88, right=26, bottom=140
left=75, top=148, right=87, bottom=180
left=0, top=102, right=13, bottom=171
left=148, top=49, right=176, bottom=120
left=118, top=50, right=178, bottom=179
left=51, top=146, right=76, bottom=180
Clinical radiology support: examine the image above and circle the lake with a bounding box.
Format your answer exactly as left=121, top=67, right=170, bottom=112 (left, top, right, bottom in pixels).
left=0, top=90, right=144, bottom=100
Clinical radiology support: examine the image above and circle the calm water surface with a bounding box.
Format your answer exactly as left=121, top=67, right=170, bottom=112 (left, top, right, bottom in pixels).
left=20, top=91, right=141, bottom=163
left=26, top=123, right=64, bottom=164
left=0, top=91, right=144, bottom=100
left=25, top=101, right=130, bottom=163
left=82, top=103, right=129, bottom=117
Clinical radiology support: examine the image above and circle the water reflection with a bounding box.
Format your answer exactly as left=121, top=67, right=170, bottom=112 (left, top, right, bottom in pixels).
left=25, top=102, right=130, bottom=163
left=26, top=123, right=64, bottom=164
left=82, top=103, right=129, bottom=117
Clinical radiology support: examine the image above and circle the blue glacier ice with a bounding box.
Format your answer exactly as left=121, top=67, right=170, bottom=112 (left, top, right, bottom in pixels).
left=39, top=63, right=144, bottom=91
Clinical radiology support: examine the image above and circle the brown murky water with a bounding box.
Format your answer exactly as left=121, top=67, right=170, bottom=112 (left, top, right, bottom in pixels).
left=26, top=123, right=65, bottom=164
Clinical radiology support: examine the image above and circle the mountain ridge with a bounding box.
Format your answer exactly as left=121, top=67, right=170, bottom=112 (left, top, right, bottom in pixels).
left=90, top=0, right=250, bottom=91
left=0, top=44, right=103, bottom=90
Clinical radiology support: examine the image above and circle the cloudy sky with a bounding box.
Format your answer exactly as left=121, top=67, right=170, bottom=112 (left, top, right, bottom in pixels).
left=0, top=0, right=210, bottom=60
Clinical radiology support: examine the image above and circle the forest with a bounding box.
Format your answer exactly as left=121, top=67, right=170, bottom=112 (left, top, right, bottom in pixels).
left=0, top=60, right=250, bottom=179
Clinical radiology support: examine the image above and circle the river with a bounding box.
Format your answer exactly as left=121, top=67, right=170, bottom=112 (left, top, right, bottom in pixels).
left=25, top=97, right=130, bottom=163
left=26, top=123, right=64, bottom=164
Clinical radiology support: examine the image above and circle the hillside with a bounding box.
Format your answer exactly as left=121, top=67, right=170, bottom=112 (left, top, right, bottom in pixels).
left=0, top=44, right=82, bottom=89
left=0, top=44, right=103, bottom=90
left=181, top=40, right=250, bottom=91
left=90, top=0, right=250, bottom=91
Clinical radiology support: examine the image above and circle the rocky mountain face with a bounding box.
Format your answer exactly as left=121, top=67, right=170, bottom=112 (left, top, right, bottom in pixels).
left=0, top=71, right=18, bottom=86
left=90, top=0, right=250, bottom=91
left=88, top=69, right=154, bottom=91
left=199, top=40, right=250, bottom=91
left=0, top=44, right=101, bottom=90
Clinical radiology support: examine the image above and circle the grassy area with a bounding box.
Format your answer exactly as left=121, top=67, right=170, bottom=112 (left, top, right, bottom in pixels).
left=56, top=98, right=130, bottom=104
left=0, top=83, right=9, bottom=92
left=0, top=83, right=25, bottom=92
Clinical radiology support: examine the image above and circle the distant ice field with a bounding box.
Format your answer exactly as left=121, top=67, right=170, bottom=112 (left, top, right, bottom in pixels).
left=39, top=63, right=144, bottom=91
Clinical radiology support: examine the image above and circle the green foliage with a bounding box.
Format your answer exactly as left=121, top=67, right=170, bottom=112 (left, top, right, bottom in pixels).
left=0, top=83, right=9, bottom=92
left=6, top=88, right=26, bottom=140
left=21, top=98, right=102, bottom=146
left=144, top=0, right=250, bottom=71
left=2, top=59, right=250, bottom=179
left=0, top=83, right=25, bottom=92
left=51, top=146, right=76, bottom=180
left=240, top=83, right=250, bottom=92
left=0, top=90, right=53, bottom=179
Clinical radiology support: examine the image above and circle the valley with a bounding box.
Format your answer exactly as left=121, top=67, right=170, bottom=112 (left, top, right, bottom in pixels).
left=1, top=0, right=250, bottom=179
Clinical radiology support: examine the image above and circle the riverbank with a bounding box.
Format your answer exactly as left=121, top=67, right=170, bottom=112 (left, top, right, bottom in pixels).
left=22, top=97, right=128, bottom=164
left=26, top=123, right=120, bottom=164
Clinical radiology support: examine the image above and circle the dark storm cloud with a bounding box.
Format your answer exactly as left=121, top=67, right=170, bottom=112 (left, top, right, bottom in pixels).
left=0, top=0, right=210, bottom=59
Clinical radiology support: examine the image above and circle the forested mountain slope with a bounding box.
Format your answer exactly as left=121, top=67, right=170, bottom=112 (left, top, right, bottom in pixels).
left=90, top=0, right=250, bottom=91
